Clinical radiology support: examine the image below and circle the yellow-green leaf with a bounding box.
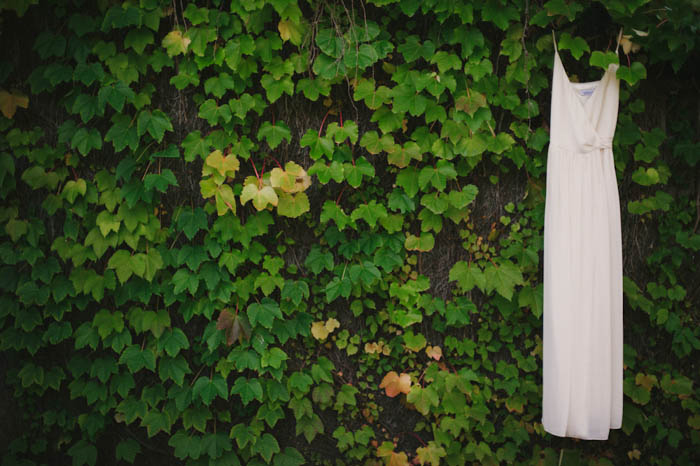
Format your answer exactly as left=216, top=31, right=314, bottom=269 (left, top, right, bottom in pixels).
left=0, top=90, right=29, bottom=119
left=162, top=30, right=191, bottom=57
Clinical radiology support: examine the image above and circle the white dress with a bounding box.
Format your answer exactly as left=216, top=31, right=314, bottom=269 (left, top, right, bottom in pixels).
left=542, top=37, right=624, bottom=440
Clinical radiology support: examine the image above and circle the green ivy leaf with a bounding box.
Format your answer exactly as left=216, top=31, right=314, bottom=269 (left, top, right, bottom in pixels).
left=120, top=345, right=156, bottom=373
left=483, top=260, right=524, bottom=301
left=258, top=121, right=292, bottom=149
left=616, top=61, right=647, bottom=85
left=247, top=298, right=283, bottom=329
left=518, top=284, right=544, bottom=318
left=277, top=192, right=310, bottom=218
left=250, top=433, right=280, bottom=464
left=230, top=377, right=264, bottom=405
left=557, top=33, right=590, bottom=60
left=137, top=109, right=173, bottom=142
left=449, top=260, right=486, bottom=293
left=162, top=29, right=191, bottom=56
left=71, top=128, right=102, bottom=156
left=68, top=440, right=98, bottom=466
left=193, top=375, right=228, bottom=405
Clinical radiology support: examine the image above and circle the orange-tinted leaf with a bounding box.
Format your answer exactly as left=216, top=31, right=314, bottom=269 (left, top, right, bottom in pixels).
left=425, top=345, right=442, bottom=361
left=380, top=371, right=411, bottom=397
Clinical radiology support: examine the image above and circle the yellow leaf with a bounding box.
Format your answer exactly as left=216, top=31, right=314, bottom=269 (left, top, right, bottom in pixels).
left=204, top=150, right=240, bottom=178
left=620, top=35, right=641, bottom=54
left=364, top=342, right=378, bottom=354
left=324, top=317, right=340, bottom=332
left=311, top=321, right=329, bottom=340
left=380, top=371, right=411, bottom=397
left=0, top=90, right=29, bottom=119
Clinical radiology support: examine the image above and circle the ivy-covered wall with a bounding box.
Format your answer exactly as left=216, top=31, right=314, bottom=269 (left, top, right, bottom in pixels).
left=1, top=0, right=698, bottom=465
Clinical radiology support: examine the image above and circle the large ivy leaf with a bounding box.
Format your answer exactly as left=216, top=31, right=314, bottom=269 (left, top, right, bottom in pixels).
left=449, top=260, right=486, bottom=293
left=247, top=298, right=283, bottom=329
left=257, top=121, right=292, bottom=149
left=483, top=260, right=524, bottom=301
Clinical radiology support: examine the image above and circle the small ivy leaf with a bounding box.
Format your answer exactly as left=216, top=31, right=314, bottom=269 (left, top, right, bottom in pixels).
left=247, top=298, right=283, bottom=329
left=120, top=345, right=156, bottom=373
left=273, top=447, right=305, bottom=466
left=203, top=150, right=240, bottom=179
left=257, top=121, right=292, bottom=149
left=380, top=371, right=411, bottom=397
left=278, top=19, right=305, bottom=45
left=425, top=345, right=443, bottom=361
left=405, top=232, right=435, bottom=252
left=320, top=200, right=354, bottom=231
left=71, top=128, right=102, bottom=156
left=231, top=377, right=265, bottom=406
left=97, top=80, right=135, bottom=113
left=137, top=109, right=173, bottom=143
left=260, top=74, right=294, bottom=103
left=124, top=28, right=154, bottom=54
left=67, top=440, right=97, bottom=466
left=344, top=43, right=379, bottom=70
left=589, top=51, right=619, bottom=70
left=631, top=167, right=660, bottom=186
left=315, top=28, right=344, bottom=58
left=326, top=120, right=359, bottom=145
left=557, top=33, right=590, bottom=60
left=402, top=330, right=426, bottom=352
left=270, top=162, right=311, bottom=193
left=216, top=309, right=250, bottom=346
left=300, top=129, right=334, bottom=159
left=277, top=192, right=310, bottom=218
left=310, top=321, right=329, bottom=340
left=324, top=276, right=352, bottom=303
left=481, top=0, right=519, bottom=30
left=192, top=375, right=228, bottom=405
left=616, top=61, right=647, bottom=85
left=62, top=179, right=87, bottom=203
left=416, top=441, right=447, bottom=466
left=544, top=0, right=584, bottom=21
left=241, top=182, right=279, bottom=211
left=350, top=200, right=388, bottom=229
left=518, top=284, right=544, bottom=318
left=0, top=89, right=29, bottom=118
left=296, top=77, right=331, bottom=101
left=162, top=30, right=191, bottom=56
left=386, top=141, right=422, bottom=168
left=455, top=91, right=487, bottom=117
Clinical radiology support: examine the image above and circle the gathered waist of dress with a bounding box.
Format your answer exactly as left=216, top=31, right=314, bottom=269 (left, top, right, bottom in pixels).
left=549, top=137, right=613, bottom=154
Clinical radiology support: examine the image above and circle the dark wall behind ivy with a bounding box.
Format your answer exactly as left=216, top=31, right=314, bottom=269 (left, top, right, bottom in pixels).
left=1, top=0, right=698, bottom=465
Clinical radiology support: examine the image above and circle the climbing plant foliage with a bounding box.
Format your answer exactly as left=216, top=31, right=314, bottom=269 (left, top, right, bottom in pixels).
left=0, top=0, right=698, bottom=465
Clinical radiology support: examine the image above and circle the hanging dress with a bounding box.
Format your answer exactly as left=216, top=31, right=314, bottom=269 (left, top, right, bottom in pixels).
left=542, top=34, right=624, bottom=440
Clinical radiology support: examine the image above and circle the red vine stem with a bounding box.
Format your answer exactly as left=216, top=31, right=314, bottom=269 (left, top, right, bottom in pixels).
left=318, top=109, right=332, bottom=136
left=335, top=185, right=347, bottom=205
left=398, top=431, right=426, bottom=447
left=250, top=158, right=260, bottom=182
left=266, top=155, right=284, bottom=169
